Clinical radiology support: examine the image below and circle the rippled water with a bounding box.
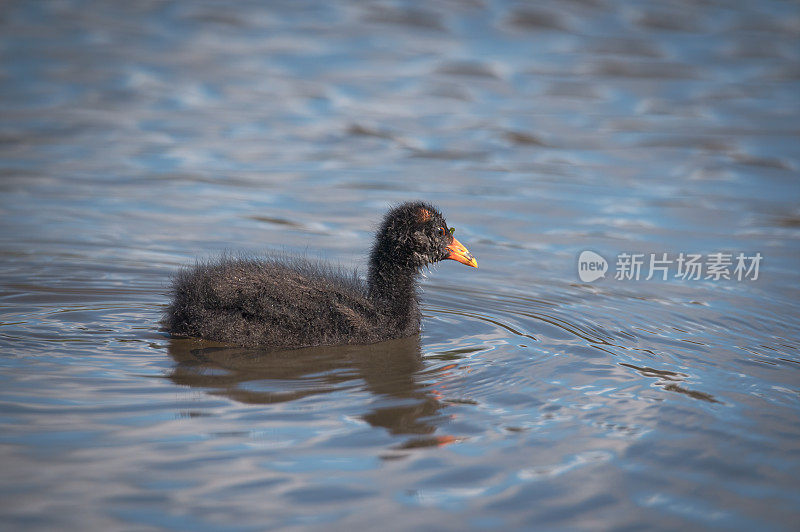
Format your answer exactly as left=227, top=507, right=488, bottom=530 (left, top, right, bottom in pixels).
left=1, top=0, right=799, bottom=530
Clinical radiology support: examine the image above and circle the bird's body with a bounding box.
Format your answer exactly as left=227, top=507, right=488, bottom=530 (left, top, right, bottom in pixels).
left=164, top=202, right=477, bottom=349
left=165, top=257, right=400, bottom=348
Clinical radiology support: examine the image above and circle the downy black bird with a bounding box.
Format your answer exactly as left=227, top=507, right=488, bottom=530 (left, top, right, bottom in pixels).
left=164, top=201, right=477, bottom=348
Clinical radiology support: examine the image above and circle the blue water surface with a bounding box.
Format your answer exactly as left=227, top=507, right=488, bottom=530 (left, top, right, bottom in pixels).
left=1, top=0, right=799, bottom=530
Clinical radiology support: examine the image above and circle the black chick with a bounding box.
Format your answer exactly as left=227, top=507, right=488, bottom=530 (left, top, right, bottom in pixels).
left=163, top=201, right=477, bottom=348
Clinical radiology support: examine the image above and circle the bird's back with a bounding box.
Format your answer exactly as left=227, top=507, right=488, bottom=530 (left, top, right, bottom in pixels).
left=164, top=257, right=391, bottom=348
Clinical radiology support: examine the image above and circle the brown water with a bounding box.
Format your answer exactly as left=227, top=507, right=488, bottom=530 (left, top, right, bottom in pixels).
left=1, top=1, right=799, bottom=530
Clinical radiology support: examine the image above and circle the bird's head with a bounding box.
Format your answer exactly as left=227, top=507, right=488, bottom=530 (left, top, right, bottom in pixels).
left=373, top=201, right=478, bottom=270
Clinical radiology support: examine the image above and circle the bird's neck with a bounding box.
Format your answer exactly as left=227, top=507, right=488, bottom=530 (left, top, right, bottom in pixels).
left=367, top=248, right=420, bottom=335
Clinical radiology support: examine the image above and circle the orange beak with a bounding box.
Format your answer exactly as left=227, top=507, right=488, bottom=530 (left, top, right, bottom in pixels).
left=446, top=236, right=478, bottom=268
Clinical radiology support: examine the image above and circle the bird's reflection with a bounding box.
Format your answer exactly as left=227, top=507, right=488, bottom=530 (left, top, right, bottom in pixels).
left=166, top=335, right=455, bottom=448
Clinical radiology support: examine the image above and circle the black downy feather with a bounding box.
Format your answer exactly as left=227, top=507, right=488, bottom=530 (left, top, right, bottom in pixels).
left=163, top=202, right=470, bottom=349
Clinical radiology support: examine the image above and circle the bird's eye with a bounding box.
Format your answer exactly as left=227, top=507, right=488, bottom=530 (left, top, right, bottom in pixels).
left=437, top=227, right=446, bottom=237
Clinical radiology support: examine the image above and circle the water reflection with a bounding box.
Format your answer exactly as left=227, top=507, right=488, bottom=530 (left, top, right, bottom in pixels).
left=619, top=363, right=720, bottom=404
left=167, top=335, right=453, bottom=448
